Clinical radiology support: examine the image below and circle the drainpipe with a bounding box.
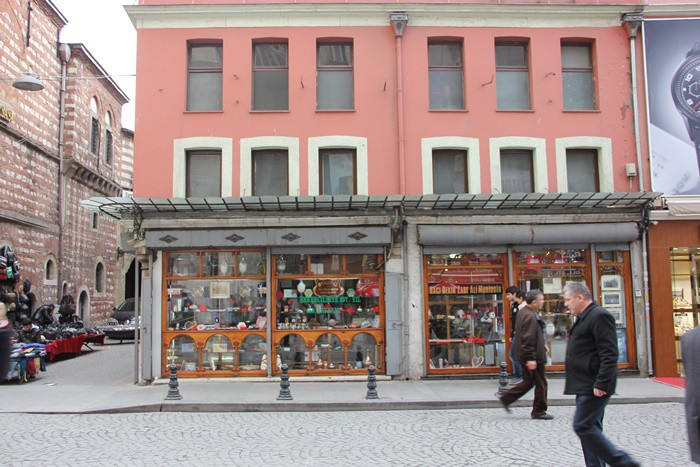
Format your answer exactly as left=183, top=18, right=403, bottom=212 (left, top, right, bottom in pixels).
left=56, top=43, right=70, bottom=303
left=390, top=13, right=409, bottom=195
left=624, top=13, right=654, bottom=376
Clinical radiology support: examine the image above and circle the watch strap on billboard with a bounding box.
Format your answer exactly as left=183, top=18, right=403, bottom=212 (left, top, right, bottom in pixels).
left=689, top=41, right=700, bottom=57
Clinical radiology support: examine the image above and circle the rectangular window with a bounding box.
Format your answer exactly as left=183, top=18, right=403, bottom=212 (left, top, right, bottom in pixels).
left=252, top=42, right=288, bottom=111
left=561, top=43, right=595, bottom=110
left=428, top=41, right=464, bottom=110
left=104, top=130, right=113, bottom=165
left=187, top=43, right=223, bottom=111
left=92, top=212, right=98, bottom=230
left=90, top=117, right=99, bottom=155
left=252, top=149, right=288, bottom=196
left=496, top=41, right=531, bottom=110
left=317, top=42, right=354, bottom=110
left=320, top=149, right=356, bottom=195
left=566, top=149, right=599, bottom=192
left=432, top=149, right=467, bottom=194
left=500, top=149, right=533, bottom=193
left=185, top=150, right=221, bottom=197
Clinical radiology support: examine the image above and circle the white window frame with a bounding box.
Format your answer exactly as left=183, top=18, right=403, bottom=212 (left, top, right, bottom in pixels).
left=308, top=136, right=368, bottom=196
left=240, top=136, right=300, bottom=196
left=489, top=136, right=547, bottom=193
left=173, top=137, right=233, bottom=197
left=555, top=136, right=613, bottom=192
left=421, top=137, right=480, bottom=194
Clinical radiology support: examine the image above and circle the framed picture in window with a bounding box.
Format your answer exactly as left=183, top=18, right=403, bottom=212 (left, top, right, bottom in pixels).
left=601, top=275, right=622, bottom=291
left=607, top=307, right=625, bottom=327
left=602, top=292, right=622, bottom=307
left=210, top=281, right=230, bottom=299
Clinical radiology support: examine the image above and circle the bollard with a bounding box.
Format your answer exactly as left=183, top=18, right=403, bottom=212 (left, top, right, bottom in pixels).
left=366, top=365, right=379, bottom=400
left=497, top=361, right=509, bottom=395
left=165, top=363, right=183, bottom=400
left=277, top=363, right=293, bottom=400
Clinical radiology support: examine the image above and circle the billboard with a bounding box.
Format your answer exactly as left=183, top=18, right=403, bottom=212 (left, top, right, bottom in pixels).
left=644, top=19, right=700, bottom=196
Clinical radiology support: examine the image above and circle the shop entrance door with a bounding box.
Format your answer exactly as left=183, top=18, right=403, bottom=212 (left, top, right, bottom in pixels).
left=670, top=247, right=700, bottom=375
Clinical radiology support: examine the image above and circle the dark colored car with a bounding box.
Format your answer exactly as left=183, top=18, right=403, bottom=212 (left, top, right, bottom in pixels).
left=111, top=298, right=135, bottom=324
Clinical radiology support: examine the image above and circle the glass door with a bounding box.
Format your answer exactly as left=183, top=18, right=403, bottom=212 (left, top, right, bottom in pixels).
left=671, top=247, right=700, bottom=376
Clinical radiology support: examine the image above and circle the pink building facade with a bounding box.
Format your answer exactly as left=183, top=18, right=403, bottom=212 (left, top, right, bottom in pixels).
left=107, top=0, right=657, bottom=381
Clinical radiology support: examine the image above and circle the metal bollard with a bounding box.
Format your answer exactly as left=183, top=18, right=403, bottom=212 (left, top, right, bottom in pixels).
left=497, top=361, right=509, bottom=395
left=277, top=363, right=293, bottom=400
left=165, top=363, right=183, bottom=400
left=366, top=365, right=379, bottom=400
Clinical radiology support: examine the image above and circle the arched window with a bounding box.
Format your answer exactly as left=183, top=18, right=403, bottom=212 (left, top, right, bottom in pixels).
left=45, top=259, right=56, bottom=281
left=89, top=97, right=100, bottom=155
left=104, top=110, right=113, bottom=165
left=95, top=262, right=105, bottom=294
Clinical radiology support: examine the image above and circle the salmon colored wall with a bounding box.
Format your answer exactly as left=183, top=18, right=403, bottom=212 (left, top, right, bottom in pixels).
left=141, top=0, right=644, bottom=5
left=133, top=25, right=637, bottom=197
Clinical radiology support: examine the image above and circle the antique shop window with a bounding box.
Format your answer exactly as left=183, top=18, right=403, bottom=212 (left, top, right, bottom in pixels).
left=428, top=40, right=465, bottom=110
left=320, top=149, right=356, bottom=195
left=273, top=253, right=384, bottom=374
left=252, top=41, right=289, bottom=111
left=561, top=42, right=595, bottom=110
left=669, top=247, right=700, bottom=375
left=515, top=249, right=590, bottom=367
left=317, top=41, right=354, bottom=110
left=424, top=253, right=506, bottom=373
left=500, top=149, right=534, bottom=193
left=496, top=40, right=531, bottom=110
left=252, top=149, right=288, bottom=196
left=597, top=250, right=634, bottom=365
left=566, top=149, right=599, bottom=193
left=166, top=335, right=198, bottom=372
left=163, top=250, right=268, bottom=376
left=185, top=150, right=221, bottom=197
left=187, top=42, right=223, bottom=111
left=432, top=149, right=467, bottom=194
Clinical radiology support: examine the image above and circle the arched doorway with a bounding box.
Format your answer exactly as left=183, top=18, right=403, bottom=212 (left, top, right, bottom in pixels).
left=124, top=258, right=141, bottom=300
left=77, top=290, right=90, bottom=325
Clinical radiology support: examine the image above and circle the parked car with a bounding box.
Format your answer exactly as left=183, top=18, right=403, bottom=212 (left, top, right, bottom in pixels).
left=99, top=298, right=137, bottom=342
left=111, top=298, right=135, bottom=324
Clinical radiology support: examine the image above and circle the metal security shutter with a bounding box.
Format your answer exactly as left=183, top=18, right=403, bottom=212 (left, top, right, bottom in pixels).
left=384, top=273, right=403, bottom=376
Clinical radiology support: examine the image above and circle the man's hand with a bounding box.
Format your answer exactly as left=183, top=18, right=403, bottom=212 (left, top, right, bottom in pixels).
left=593, top=388, right=607, bottom=397
left=526, top=360, right=537, bottom=370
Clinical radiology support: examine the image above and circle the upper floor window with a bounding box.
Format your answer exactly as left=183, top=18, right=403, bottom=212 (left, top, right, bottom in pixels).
left=432, top=149, right=467, bottom=194
left=561, top=43, right=595, bottom=110
left=496, top=41, right=531, bottom=110
left=89, top=97, right=99, bottom=155
left=252, top=149, right=288, bottom=196
left=186, top=150, right=221, bottom=197
left=252, top=42, right=288, bottom=111
left=428, top=41, right=464, bottom=110
left=187, top=43, right=223, bottom=111
left=566, top=149, right=599, bottom=192
left=320, top=149, right=356, bottom=195
left=500, top=149, right=533, bottom=193
left=317, top=41, right=354, bottom=110
left=104, top=111, right=113, bottom=165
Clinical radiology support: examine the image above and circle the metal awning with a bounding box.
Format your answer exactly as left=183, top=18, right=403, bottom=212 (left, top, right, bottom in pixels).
left=82, top=192, right=660, bottom=220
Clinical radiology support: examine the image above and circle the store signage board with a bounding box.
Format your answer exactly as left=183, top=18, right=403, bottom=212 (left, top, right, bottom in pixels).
left=313, top=279, right=344, bottom=297
left=0, top=104, right=14, bottom=123
left=428, top=283, right=503, bottom=295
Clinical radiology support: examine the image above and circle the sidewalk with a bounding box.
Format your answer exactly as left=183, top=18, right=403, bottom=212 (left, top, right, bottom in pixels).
left=0, top=376, right=684, bottom=414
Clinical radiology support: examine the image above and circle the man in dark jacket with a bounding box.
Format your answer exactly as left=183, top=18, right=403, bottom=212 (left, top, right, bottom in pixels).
left=505, top=286, right=524, bottom=381
left=681, top=325, right=700, bottom=463
left=497, top=289, right=553, bottom=420
left=563, top=282, right=639, bottom=467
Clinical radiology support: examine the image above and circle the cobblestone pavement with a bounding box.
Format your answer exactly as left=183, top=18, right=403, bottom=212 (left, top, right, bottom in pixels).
left=0, top=403, right=690, bottom=466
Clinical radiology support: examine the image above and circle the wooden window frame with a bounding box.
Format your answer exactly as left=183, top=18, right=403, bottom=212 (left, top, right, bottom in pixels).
left=432, top=149, right=468, bottom=194
left=428, top=39, right=465, bottom=110
left=251, top=149, right=289, bottom=196
left=185, top=150, right=222, bottom=197
left=186, top=42, right=223, bottom=111
left=319, top=148, right=357, bottom=196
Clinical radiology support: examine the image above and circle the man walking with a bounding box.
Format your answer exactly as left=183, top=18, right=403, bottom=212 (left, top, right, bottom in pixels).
left=562, top=282, right=639, bottom=467
left=497, top=289, right=553, bottom=420
left=681, top=325, right=700, bottom=463
left=505, top=286, right=524, bottom=381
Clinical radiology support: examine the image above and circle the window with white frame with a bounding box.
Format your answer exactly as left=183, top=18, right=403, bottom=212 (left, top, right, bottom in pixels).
left=320, top=149, right=356, bottom=195
left=252, top=149, right=288, bottom=196
left=432, top=149, right=467, bottom=194
left=500, top=149, right=534, bottom=193
left=186, top=150, right=222, bottom=197
left=317, top=41, right=354, bottom=110
left=496, top=41, right=531, bottom=110
left=187, top=42, right=223, bottom=111
left=566, top=149, right=599, bottom=192
left=561, top=42, right=595, bottom=110
left=428, top=41, right=464, bottom=110
left=252, top=41, right=288, bottom=111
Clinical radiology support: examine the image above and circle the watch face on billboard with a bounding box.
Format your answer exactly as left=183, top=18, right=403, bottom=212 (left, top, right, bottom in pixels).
left=644, top=19, right=700, bottom=196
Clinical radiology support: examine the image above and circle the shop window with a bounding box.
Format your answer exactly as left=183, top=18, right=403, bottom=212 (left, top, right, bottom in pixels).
left=349, top=333, right=379, bottom=369
left=500, top=149, right=533, bottom=193
left=597, top=250, right=634, bottom=365
left=432, top=149, right=467, bottom=194
left=320, top=149, right=356, bottom=195
left=428, top=40, right=464, bottom=110
left=496, top=40, right=531, bottom=110
left=561, top=42, right=595, bottom=110
left=166, top=335, right=199, bottom=372
left=313, top=333, right=344, bottom=370
left=566, top=149, right=599, bottom=193
left=239, top=334, right=267, bottom=371
left=203, top=334, right=233, bottom=371
left=317, top=41, right=354, bottom=110
left=95, top=262, right=105, bottom=294
left=252, top=41, right=288, bottom=111
left=669, top=247, right=700, bottom=375
left=185, top=150, right=221, bottom=197
left=252, top=149, right=288, bottom=196
left=277, top=333, right=308, bottom=370
left=187, top=42, right=223, bottom=111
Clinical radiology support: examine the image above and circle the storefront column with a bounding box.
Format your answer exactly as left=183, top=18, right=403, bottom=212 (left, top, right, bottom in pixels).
left=137, top=250, right=153, bottom=382
left=630, top=239, right=650, bottom=375
left=404, top=221, right=424, bottom=379
left=151, top=251, right=163, bottom=379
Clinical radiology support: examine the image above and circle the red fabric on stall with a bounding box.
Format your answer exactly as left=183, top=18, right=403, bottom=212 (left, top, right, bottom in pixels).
left=45, top=335, right=87, bottom=361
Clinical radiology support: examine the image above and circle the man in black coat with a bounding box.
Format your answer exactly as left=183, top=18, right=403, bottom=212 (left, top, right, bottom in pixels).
left=563, top=282, right=639, bottom=467
left=682, top=325, right=700, bottom=463
left=498, top=289, right=553, bottom=420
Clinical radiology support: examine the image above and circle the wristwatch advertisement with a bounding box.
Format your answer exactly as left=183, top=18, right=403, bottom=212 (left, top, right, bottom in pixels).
left=671, top=41, right=700, bottom=176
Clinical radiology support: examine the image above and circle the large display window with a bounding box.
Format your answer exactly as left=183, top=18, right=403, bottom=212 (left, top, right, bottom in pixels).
left=272, top=253, right=384, bottom=375
left=162, top=250, right=268, bottom=377
left=424, top=253, right=506, bottom=374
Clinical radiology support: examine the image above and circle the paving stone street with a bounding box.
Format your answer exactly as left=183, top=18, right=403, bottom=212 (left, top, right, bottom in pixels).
left=0, top=402, right=690, bottom=466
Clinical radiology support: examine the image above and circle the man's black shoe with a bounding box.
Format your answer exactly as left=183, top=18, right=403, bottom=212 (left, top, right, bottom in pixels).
left=531, top=413, right=554, bottom=420
left=495, top=394, right=511, bottom=413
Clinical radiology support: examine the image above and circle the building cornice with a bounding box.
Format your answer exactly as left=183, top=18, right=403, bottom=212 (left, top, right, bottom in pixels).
left=125, top=3, right=641, bottom=29
left=641, top=4, right=700, bottom=19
